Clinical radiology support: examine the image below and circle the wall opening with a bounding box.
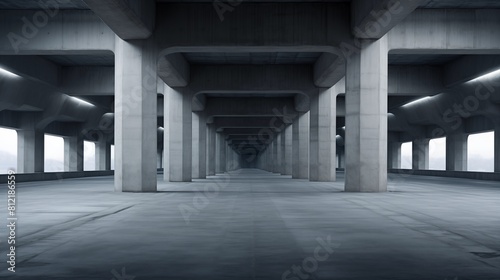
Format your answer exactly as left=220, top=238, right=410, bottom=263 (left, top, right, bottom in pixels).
left=429, top=137, right=446, bottom=170
left=45, top=134, right=64, bottom=172
left=0, top=127, right=17, bottom=174
left=84, top=141, right=96, bottom=171
left=401, top=142, right=412, bottom=169
left=468, top=131, right=494, bottom=172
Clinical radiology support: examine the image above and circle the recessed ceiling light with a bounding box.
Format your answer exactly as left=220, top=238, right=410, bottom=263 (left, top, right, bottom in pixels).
left=71, top=96, right=94, bottom=107
left=0, top=67, right=20, bottom=78
left=401, top=96, right=432, bottom=108
left=467, top=69, right=500, bottom=83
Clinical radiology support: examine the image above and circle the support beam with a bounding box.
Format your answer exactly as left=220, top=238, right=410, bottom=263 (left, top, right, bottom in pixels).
left=83, top=0, right=155, bottom=39
left=64, top=135, right=84, bottom=172
left=446, top=134, right=468, bottom=171
left=207, top=124, right=216, bottom=176
left=17, top=129, right=44, bottom=173
left=192, top=113, right=207, bottom=179
left=309, top=87, right=337, bottom=182
left=345, top=37, right=388, bottom=192
left=96, top=139, right=111, bottom=171
left=292, top=113, right=309, bottom=179
left=115, top=37, right=157, bottom=192
left=388, top=142, right=401, bottom=169
left=168, top=87, right=192, bottom=182
left=352, top=0, right=425, bottom=39
left=412, top=139, right=429, bottom=170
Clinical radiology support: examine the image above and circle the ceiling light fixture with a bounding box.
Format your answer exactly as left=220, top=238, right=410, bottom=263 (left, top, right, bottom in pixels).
left=71, top=96, right=95, bottom=107
left=401, top=96, right=432, bottom=108
left=467, top=69, right=500, bottom=83
left=0, top=67, right=20, bottom=78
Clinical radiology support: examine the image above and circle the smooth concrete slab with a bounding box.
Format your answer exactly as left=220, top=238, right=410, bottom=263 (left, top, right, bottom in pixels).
left=0, top=169, right=499, bottom=279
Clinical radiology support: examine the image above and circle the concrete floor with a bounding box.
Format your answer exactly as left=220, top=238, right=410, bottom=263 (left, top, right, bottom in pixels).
left=0, top=169, right=499, bottom=279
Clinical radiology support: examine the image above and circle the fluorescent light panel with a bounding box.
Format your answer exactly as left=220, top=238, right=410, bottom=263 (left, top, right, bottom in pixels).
left=402, top=96, right=432, bottom=108
left=0, top=67, right=20, bottom=78
left=468, top=69, right=500, bottom=83
left=71, top=96, right=94, bottom=107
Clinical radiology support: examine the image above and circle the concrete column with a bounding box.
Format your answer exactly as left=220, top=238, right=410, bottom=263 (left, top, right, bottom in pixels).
left=216, top=133, right=226, bottom=173
left=338, top=148, right=345, bottom=169
left=64, top=135, right=84, bottom=172
left=115, top=37, right=157, bottom=192
left=272, top=138, right=279, bottom=173
left=96, top=139, right=111, bottom=171
left=387, top=142, right=401, bottom=169
left=292, top=113, right=309, bottom=179
left=446, top=134, right=467, bottom=171
left=345, top=37, right=388, bottom=192
left=309, top=87, right=337, bottom=182
left=167, top=86, right=192, bottom=182
left=495, top=126, right=500, bottom=173
left=207, top=124, right=216, bottom=176
left=279, top=131, right=286, bottom=174
left=157, top=150, right=163, bottom=169
left=284, top=125, right=292, bottom=175
left=412, top=139, right=429, bottom=170
left=17, top=129, right=44, bottom=173
left=192, top=113, right=207, bottom=179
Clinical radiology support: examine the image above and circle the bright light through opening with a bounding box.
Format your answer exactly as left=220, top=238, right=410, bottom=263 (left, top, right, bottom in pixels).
left=0, top=67, right=20, bottom=78
left=468, top=69, right=500, bottom=83
left=401, top=142, right=412, bottom=169
left=71, top=96, right=94, bottom=107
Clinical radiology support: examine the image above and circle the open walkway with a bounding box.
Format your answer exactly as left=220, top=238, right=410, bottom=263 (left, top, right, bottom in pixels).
left=0, top=169, right=499, bottom=279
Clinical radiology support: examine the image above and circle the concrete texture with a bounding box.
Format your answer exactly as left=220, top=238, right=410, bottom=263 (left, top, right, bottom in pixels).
left=1, top=169, right=499, bottom=279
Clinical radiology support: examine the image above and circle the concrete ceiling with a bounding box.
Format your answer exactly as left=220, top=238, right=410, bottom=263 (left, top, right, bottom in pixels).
left=0, top=0, right=89, bottom=9
left=420, top=0, right=500, bottom=8
left=184, top=52, right=321, bottom=65
left=43, top=54, right=114, bottom=66
left=389, top=54, right=463, bottom=65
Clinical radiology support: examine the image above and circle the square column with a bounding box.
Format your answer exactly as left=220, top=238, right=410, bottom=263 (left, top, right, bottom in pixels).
left=216, top=133, right=226, bottom=174
left=115, top=37, right=157, bottom=192
left=412, top=139, right=429, bottom=170
left=64, top=135, right=84, bottom=172
left=338, top=148, right=345, bottom=169
left=446, top=133, right=467, bottom=171
left=345, top=37, right=388, bottom=192
left=272, top=138, right=279, bottom=173
left=167, top=86, right=192, bottom=182
left=309, top=87, right=337, bottom=182
left=192, top=113, right=207, bottom=179
left=495, top=126, right=500, bottom=173
left=17, top=129, right=44, bottom=173
left=207, top=124, right=216, bottom=176
left=95, top=139, right=111, bottom=171
left=284, top=125, right=293, bottom=175
left=292, top=113, right=309, bottom=179
left=387, top=142, right=401, bottom=169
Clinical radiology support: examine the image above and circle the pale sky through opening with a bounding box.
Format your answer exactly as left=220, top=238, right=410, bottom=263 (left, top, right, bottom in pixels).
left=0, top=127, right=495, bottom=174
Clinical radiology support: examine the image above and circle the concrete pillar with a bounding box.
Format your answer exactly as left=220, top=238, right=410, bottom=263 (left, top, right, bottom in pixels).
left=95, top=138, right=111, bottom=171
left=309, top=87, right=337, bottom=182
left=167, top=86, right=192, bottom=182
left=338, top=148, right=345, bottom=169
left=387, top=142, right=401, bottom=169
left=192, top=113, right=207, bottom=179
left=17, top=129, right=44, bottom=173
left=115, top=37, right=157, bottom=192
left=495, top=126, right=500, bottom=173
left=207, top=124, right=216, bottom=176
left=284, top=125, right=292, bottom=175
left=216, top=133, right=226, bottom=173
left=64, top=135, right=84, bottom=172
left=272, top=138, right=279, bottom=173
left=157, top=150, right=163, bottom=169
left=412, top=139, right=429, bottom=170
left=279, top=131, right=286, bottom=174
left=446, top=134, right=467, bottom=171
left=292, top=113, right=309, bottom=179
left=345, top=37, right=388, bottom=192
